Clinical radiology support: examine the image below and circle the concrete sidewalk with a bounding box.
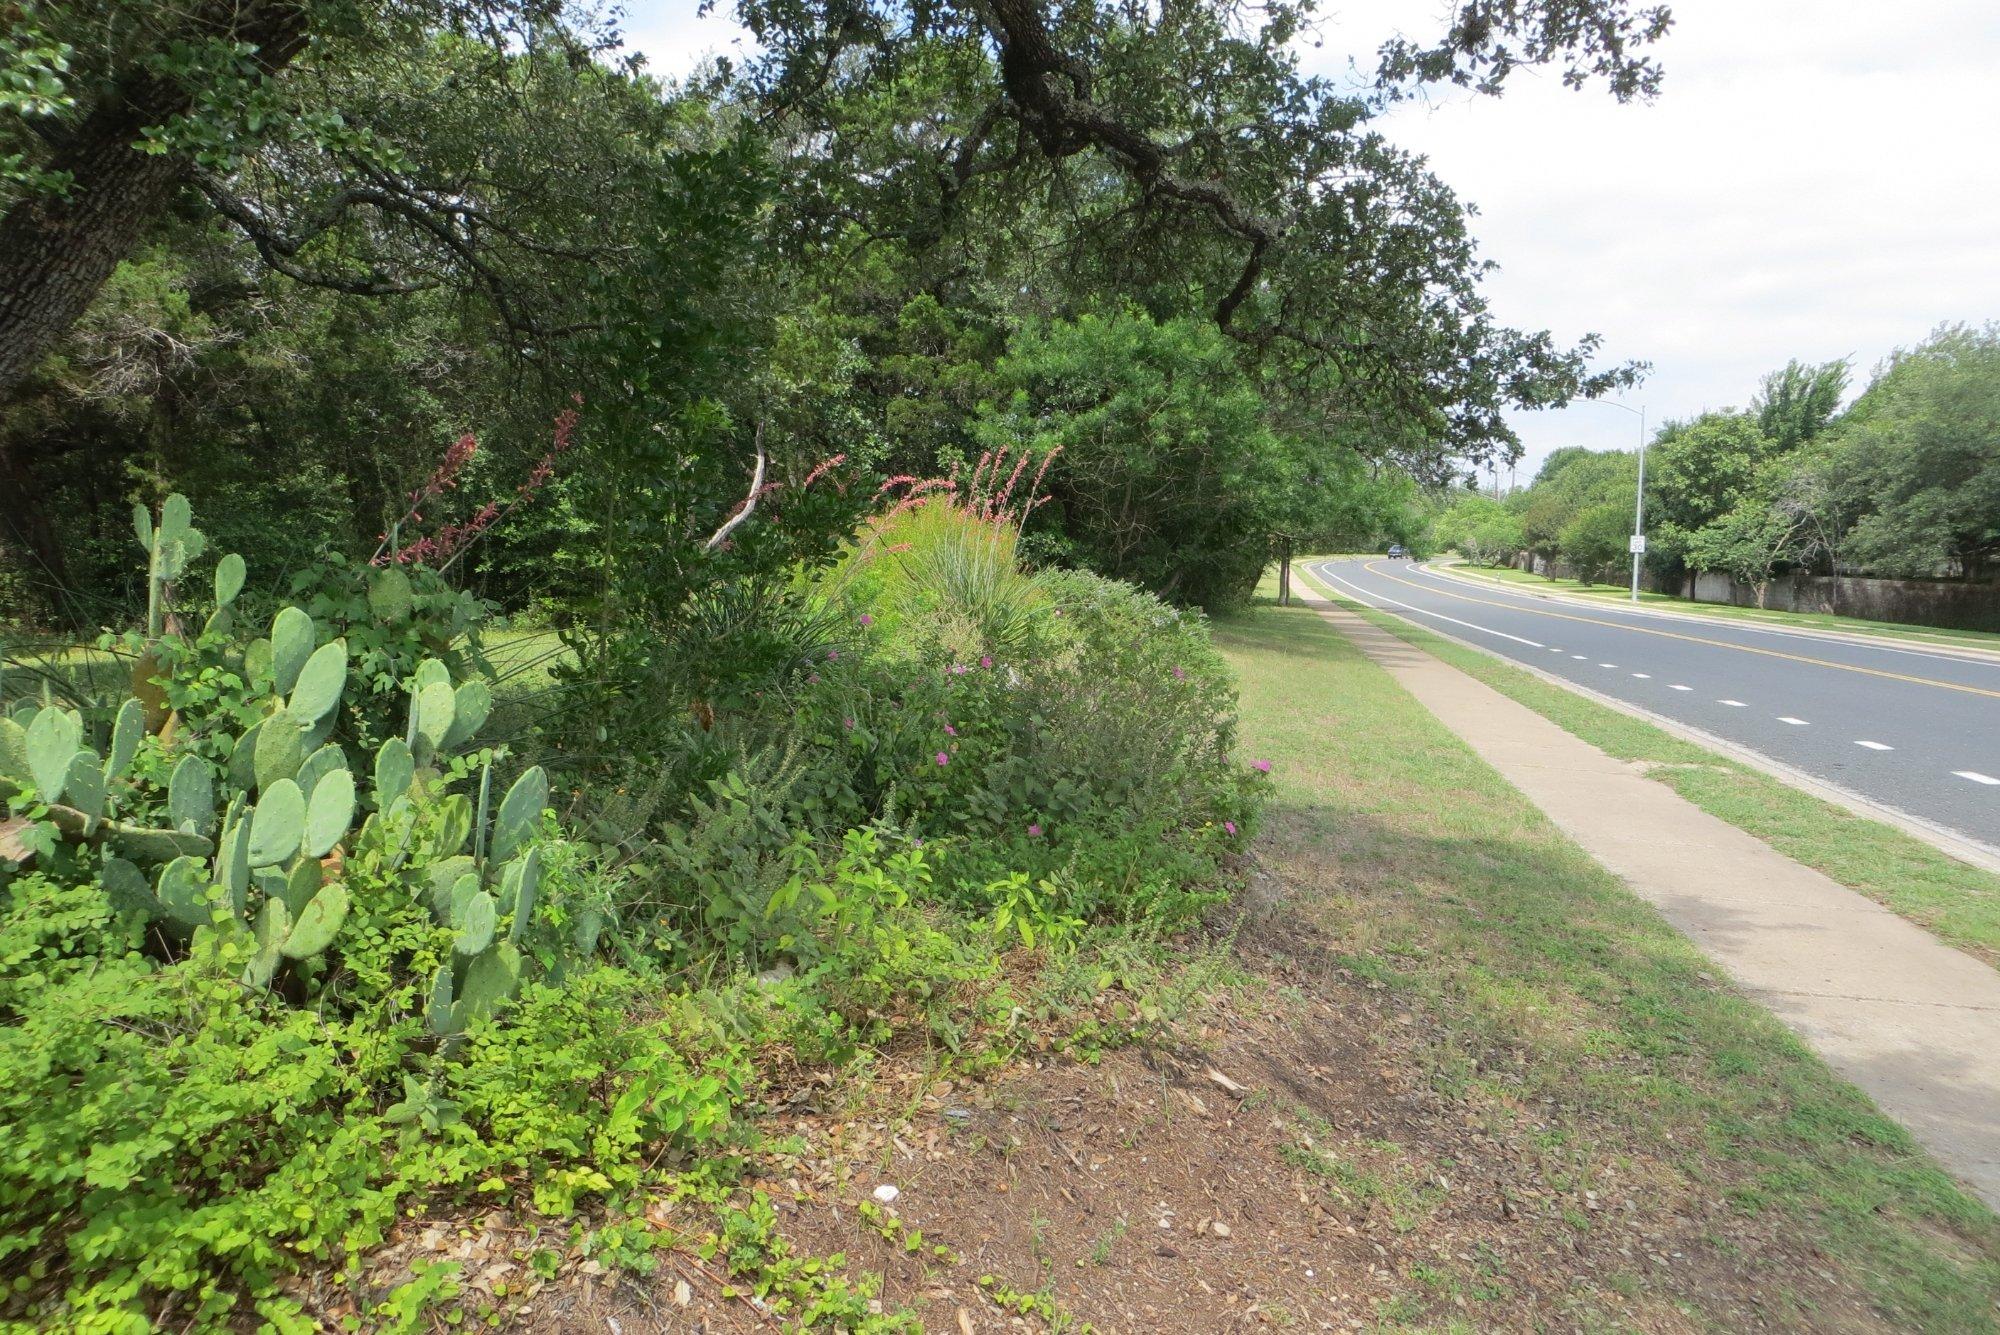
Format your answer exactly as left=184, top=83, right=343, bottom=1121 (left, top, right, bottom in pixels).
left=1298, top=588, right=2000, bottom=1209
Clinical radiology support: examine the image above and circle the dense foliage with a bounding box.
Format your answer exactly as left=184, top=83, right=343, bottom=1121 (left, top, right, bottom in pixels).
left=0, top=494, right=1260, bottom=1326
left=0, top=0, right=1669, bottom=623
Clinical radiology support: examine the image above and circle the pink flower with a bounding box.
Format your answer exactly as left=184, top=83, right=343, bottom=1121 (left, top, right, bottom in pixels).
left=1224, top=820, right=1237, bottom=836
left=808, top=673, right=821, bottom=685
left=934, top=752, right=950, bottom=767
left=1252, top=759, right=1272, bottom=773
left=950, top=664, right=967, bottom=676
left=979, top=655, right=993, bottom=669
left=1027, top=823, right=1043, bottom=838
left=859, top=613, right=874, bottom=627
left=827, top=648, right=839, bottom=660
left=944, top=723, right=957, bottom=736
left=844, top=718, right=856, bottom=731
left=1172, top=665, right=1186, bottom=681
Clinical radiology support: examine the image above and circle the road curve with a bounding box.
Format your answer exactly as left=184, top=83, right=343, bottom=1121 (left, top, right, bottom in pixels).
left=1310, top=557, right=2000, bottom=854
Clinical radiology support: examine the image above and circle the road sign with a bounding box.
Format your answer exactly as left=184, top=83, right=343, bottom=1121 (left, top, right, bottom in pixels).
left=1628, top=534, right=1647, bottom=555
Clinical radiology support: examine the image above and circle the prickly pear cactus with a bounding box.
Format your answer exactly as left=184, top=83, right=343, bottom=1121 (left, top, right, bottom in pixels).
left=2, top=494, right=556, bottom=1040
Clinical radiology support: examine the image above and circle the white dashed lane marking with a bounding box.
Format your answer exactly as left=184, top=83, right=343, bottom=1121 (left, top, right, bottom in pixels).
left=1955, top=770, right=2000, bottom=786
left=1598, top=662, right=1617, bottom=669
left=1631, top=672, right=1651, bottom=679
left=1855, top=740, right=1894, bottom=751
left=1571, top=654, right=1587, bottom=660
left=1719, top=699, right=1747, bottom=707
left=1777, top=717, right=1809, bottom=726
left=1668, top=684, right=1692, bottom=691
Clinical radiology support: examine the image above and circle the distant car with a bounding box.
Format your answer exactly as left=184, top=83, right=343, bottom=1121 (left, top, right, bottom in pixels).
left=1386, top=544, right=1408, bottom=559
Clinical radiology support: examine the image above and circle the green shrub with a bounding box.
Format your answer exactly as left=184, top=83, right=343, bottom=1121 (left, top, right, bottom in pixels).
left=0, top=497, right=681, bottom=1327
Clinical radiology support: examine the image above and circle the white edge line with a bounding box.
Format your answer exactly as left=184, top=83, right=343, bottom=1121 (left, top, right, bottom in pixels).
left=1317, top=567, right=1545, bottom=649
left=1414, top=560, right=2000, bottom=670
left=1300, top=562, right=2000, bottom=877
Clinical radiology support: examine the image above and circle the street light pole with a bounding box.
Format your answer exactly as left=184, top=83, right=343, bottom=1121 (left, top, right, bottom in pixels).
left=1629, top=405, right=1648, bottom=603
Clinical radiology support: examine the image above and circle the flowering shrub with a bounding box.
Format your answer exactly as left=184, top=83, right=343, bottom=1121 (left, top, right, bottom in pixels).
left=773, top=499, right=1263, bottom=929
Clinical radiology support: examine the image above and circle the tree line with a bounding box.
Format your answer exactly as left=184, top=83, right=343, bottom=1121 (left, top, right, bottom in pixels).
left=1433, top=323, right=2000, bottom=602
left=0, top=0, right=1674, bottom=633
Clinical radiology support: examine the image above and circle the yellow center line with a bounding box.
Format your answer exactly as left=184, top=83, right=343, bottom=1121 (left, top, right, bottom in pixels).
left=1349, top=561, right=2000, bottom=702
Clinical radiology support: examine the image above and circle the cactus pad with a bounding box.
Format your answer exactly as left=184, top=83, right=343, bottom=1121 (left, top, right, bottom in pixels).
left=248, top=779, right=306, bottom=867
left=303, top=768, right=355, bottom=859
left=282, top=882, right=350, bottom=959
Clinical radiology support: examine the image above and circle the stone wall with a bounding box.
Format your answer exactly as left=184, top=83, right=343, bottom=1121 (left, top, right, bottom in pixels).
left=1687, top=571, right=2000, bottom=631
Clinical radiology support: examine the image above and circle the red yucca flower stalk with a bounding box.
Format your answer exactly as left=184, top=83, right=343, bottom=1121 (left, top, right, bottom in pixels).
left=375, top=395, right=583, bottom=570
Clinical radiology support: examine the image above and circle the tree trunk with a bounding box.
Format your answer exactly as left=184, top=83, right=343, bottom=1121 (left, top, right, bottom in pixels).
left=0, top=437, right=74, bottom=622
left=0, top=2, right=309, bottom=403
left=0, top=112, right=189, bottom=398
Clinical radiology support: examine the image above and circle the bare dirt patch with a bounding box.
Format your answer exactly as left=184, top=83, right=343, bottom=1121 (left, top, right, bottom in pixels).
left=534, top=843, right=1898, bottom=1331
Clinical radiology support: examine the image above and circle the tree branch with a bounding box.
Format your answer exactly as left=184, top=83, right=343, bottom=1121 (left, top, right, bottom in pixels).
left=703, top=420, right=769, bottom=552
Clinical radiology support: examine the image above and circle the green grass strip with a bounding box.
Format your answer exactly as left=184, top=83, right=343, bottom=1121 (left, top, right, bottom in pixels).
left=1214, top=592, right=2000, bottom=1329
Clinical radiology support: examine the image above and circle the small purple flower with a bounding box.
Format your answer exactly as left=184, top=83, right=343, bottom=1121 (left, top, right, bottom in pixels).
left=1252, top=759, right=1272, bottom=773
left=1224, top=820, right=1237, bottom=836
left=980, top=655, right=993, bottom=669
left=827, top=647, right=839, bottom=660
left=844, top=717, right=856, bottom=731
left=859, top=613, right=874, bottom=627
left=1172, top=665, right=1186, bottom=681
left=1027, top=823, right=1043, bottom=838
left=950, top=663, right=967, bottom=676
left=935, top=751, right=950, bottom=766
left=944, top=723, right=957, bottom=736
left=808, top=673, right=821, bottom=685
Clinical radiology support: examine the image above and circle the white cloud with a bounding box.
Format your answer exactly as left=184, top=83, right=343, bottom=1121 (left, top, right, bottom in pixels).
left=1322, top=0, right=2000, bottom=470
left=623, top=0, right=2000, bottom=472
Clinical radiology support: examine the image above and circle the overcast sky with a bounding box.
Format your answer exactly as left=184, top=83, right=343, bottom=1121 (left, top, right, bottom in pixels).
left=620, top=0, right=2000, bottom=479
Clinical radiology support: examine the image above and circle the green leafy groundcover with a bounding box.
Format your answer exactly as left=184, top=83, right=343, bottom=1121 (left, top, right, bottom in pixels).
left=1, top=496, right=1263, bottom=1330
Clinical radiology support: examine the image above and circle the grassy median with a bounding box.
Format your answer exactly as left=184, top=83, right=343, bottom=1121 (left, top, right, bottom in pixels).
left=1297, top=565, right=2000, bottom=972
left=1212, top=591, right=2000, bottom=1330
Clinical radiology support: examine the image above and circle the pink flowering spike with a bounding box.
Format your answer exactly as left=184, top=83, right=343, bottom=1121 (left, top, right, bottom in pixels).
left=859, top=613, right=874, bottom=627
left=979, top=655, right=992, bottom=669
left=1252, top=759, right=1272, bottom=773
left=944, top=724, right=957, bottom=736
left=935, top=752, right=950, bottom=767
left=1172, top=665, right=1186, bottom=680
left=1224, top=820, right=1237, bottom=836
left=1027, top=823, right=1042, bottom=838
left=827, top=648, right=839, bottom=660
left=844, top=718, right=856, bottom=730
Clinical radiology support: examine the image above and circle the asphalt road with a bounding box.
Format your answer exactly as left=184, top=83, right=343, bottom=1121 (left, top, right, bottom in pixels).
left=1311, top=557, right=2000, bottom=853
